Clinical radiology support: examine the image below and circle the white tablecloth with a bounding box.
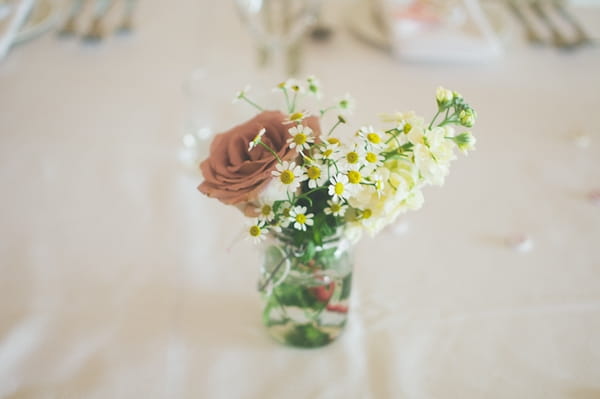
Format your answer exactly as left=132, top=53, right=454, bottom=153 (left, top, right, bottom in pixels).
left=1, top=1, right=600, bottom=397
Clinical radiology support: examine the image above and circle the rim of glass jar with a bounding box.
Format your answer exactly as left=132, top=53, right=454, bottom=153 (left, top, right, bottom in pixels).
left=259, top=229, right=353, bottom=289
left=267, top=228, right=349, bottom=256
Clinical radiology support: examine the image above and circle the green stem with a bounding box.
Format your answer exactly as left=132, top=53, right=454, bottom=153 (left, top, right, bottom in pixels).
left=290, top=91, right=298, bottom=113
left=283, top=90, right=292, bottom=113
left=428, top=109, right=442, bottom=130
left=438, top=118, right=460, bottom=127
left=327, top=120, right=342, bottom=136
left=258, top=141, right=282, bottom=163
left=385, top=128, right=403, bottom=147
left=319, top=105, right=336, bottom=117
left=272, top=291, right=290, bottom=319
left=242, top=95, right=264, bottom=112
left=296, top=186, right=328, bottom=200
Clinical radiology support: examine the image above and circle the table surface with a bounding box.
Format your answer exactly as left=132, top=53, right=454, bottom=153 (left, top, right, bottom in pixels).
left=1, top=1, right=600, bottom=398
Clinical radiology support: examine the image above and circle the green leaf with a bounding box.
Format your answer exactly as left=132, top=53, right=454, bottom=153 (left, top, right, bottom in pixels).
left=284, top=323, right=332, bottom=348
left=339, top=273, right=353, bottom=301
left=272, top=281, right=321, bottom=310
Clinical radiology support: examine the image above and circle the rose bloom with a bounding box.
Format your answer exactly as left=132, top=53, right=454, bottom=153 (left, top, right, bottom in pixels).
left=198, top=110, right=321, bottom=214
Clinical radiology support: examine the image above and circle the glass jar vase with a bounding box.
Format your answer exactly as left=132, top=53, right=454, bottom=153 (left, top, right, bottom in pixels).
left=258, top=233, right=354, bottom=348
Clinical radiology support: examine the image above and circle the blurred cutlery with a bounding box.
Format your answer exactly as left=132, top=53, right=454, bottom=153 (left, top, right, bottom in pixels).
left=551, top=0, right=594, bottom=47
left=530, top=0, right=573, bottom=49
left=57, top=0, right=86, bottom=36
left=0, top=0, right=35, bottom=61
left=82, top=0, right=114, bottom=43
left=116, top=0, right=137, bottom=34
left=505, top=0, right=544, bottom=45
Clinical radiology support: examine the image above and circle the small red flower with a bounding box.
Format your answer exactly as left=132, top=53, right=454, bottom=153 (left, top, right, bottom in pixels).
left=326, top=304, right=348, bottom=313
left=311, top=282, right=335, bottom=302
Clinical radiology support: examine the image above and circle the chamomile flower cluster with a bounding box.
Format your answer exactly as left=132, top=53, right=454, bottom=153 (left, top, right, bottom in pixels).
left=239, top=78, right=477, bottom=245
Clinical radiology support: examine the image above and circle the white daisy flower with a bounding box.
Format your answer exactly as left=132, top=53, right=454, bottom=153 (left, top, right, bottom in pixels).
left=336, top=94, right=355, bottom=116
left=233, top=85, right=251, bottom=103
left=346, top=169, right=363, bottom=185
left=306, top=75, right=322, bottom=98
left=287, top=125, right=314, bottom=152
left=283, top=110, right=311, bottom=125
left=328, top=174, right=354, bottom=202
left=272, top=161, right=307, bottom=192
left=363, top=149, right=384, bottom=172
left=324, top=199, right=347, bottom=217
left=304, top=162, right=328, bottom=189
left=278, top=206, right=292, bottom=228
left=276, top=78, right=305, bottom=94
left=289, top=206, right=314, bottom=231
left=256, top=201, right=275, bottom=222
left=358, top=126, right=385, bottom=151
left=314, top=138, right=342, bottom=162
left=248, top=128, right=266, bottom=151
left=340, top=144, right=366, bottom=170
left=246, top=220, right=268, bottom=244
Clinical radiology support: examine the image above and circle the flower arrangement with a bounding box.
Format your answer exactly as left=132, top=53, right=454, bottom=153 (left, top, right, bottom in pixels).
left=198, top=77, right=476, bottom=247
left=197, top=77, right=476, bottom=347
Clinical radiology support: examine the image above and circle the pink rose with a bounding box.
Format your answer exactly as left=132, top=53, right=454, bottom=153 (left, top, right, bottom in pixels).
left=198, top=111, right=321, bottom=209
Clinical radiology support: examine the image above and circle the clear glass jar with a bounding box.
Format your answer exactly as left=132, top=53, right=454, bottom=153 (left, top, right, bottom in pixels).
left=258, top=233, right=354, bottom=348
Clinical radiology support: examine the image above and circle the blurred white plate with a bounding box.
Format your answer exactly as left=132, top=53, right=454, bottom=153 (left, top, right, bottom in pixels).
left=346, top=0, right=510, bottom=52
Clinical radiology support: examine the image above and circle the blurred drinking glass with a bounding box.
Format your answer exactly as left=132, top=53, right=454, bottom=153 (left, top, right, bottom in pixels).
left=234, top=0, right=321, bottom=77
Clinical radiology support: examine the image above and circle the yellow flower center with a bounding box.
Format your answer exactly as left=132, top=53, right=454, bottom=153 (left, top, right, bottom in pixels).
left=366, top=152, right=377, bottom=163
left=291, top=85, right=301, bottom=92
left=403, top=123, right=412, bottom=134
left=293, top=133, right=307, bottom=145
left=307, top=166, right=321, bottom=180
left=295, top=214, right=307, bottom=224
left=280, top=170, right=295, bottom=185
left=282, top=208, right=290, bottom=217
left=327, top=138, right=340, bottom=145
left=330, top=203, right=341, bottom=212
left=322, top=149, right=333, bottom=158
left=289, top=112, right=304, bottom=121
left=362, top=209, right=372, bottom=219
left=261, top=205, right=271, bottom=216
left=367, top=133, right=381, bottom=144
left=249, top=225, right=261, bottom=237
left=348, top=170, right=361, bottom=184
left=346, top=151, right=359, bottom=164
left=334, top=182, right=344, bottom=195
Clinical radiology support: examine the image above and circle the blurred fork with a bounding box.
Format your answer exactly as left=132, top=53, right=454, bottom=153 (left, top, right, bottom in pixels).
left=116, top=0, right=138, bottom=34
left=82, top=0, right=115, bottom=43
left=57, top=0, right=87, bottom=36
left=505, top=0, right=544, bottom=45
left=551, top=0, right=594, bottom=47
left=530, top=0, right=574, bottom=49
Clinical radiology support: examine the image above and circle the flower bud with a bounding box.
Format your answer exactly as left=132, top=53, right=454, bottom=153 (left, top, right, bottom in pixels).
left=459, top=109, right=476, bottom=127
left=453, top=132, right=476, bottom=153
left=436, top=87, right=453, bottom=107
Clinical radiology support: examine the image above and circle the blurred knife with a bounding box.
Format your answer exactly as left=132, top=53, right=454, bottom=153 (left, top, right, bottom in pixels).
left=0, top=0, right=36, bottom=61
